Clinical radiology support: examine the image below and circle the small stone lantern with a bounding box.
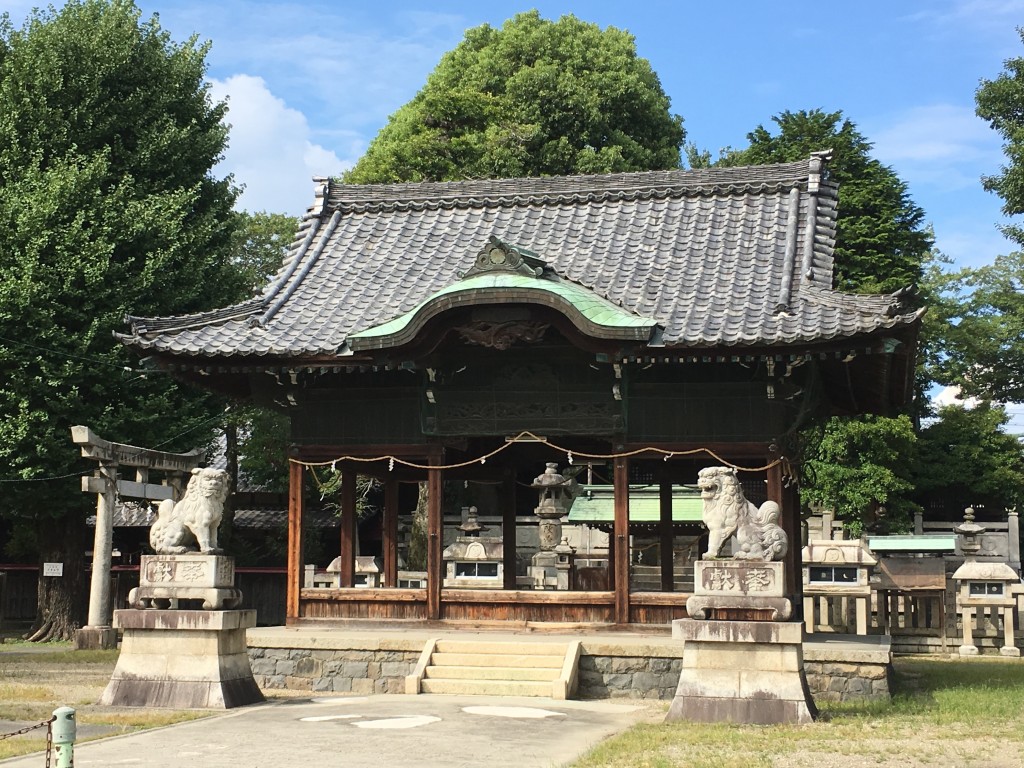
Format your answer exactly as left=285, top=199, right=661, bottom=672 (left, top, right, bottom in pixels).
left=801, top=538, right=877, bottom=635
left=443, top=507, right=504, bottom=588
left=952, top=508, right=1021, bottom=657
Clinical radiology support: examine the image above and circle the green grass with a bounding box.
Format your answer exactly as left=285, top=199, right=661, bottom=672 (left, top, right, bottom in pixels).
left=0, top=644, right=210, bottom=760
left=572, top=657, right=1024, bottom=768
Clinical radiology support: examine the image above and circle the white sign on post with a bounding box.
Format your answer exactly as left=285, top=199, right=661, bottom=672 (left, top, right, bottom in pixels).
left=42, top=562, right=64, bottom=577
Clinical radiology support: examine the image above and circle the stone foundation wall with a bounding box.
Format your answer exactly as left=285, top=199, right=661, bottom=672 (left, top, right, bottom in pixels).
left=577, top=655, right=683, bottom=700
left=246, top=629, right=891, bottom=703
left=802, top=660, right=891, bottom=702
left=249, top=647, right=419, bottom=694
left=576, top=654, right=890, bottom=702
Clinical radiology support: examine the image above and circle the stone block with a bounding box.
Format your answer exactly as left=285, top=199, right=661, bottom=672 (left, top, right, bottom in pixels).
left=250, top=659, right=276, bottom=676
left=632, top=672, right=662, bottom=692
left=75, top=626, right=118, bottom=650
left=332, top=678, right=352, bottom=693
left=295, top=656, right=321, bottom=677
left=610, top=657, right=644, bottom=674
left=342, top=661, right=369, bottom=679
left=275, top=660, right=296, bottom=676
left=351, top=678, right=374, bottom=694
left=312, top=678, right=333, bottom=692
left=381, top=661, right=408, bottom=678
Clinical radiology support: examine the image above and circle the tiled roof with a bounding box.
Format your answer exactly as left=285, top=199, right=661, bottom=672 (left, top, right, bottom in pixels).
left=90, top=504, right=335, bottom=530
left=118, top=155, right=921, bottom=360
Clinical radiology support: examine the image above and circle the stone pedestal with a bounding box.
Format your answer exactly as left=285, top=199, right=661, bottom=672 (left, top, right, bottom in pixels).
left=666, top=619, right=816, bottom=725
left=101, top=609, right=264, bottom=709
left=130, top=554, right=242, bottom=610
left=687, top=561, right=793, bottom=621
left=74, top=625, right=118, bottom=651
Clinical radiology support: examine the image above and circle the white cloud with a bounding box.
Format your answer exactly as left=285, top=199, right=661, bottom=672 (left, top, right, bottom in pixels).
left=869, top=104, right=1001, bottom=192
left=210, top=74, right=349, bottom=215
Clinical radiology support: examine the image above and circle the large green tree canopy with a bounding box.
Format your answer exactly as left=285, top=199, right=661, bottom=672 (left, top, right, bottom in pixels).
left=933, top=31, right=1024, bottom=402
left=977, top=27, right=1024, bottom=247
left=0, top=0, right=241, bottom=638
left=345, top=10, right=685, bottom=184
left=721, top=110, right=932, bottom=295
left=914, top=403, right=1024, bottom=516
left=719, top=111, right=933, bottom=531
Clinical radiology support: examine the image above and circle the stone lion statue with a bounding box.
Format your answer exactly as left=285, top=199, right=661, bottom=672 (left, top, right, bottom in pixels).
left=697, top=466, right=787, bottom=561
left=149, top=467, right=230, bottom=555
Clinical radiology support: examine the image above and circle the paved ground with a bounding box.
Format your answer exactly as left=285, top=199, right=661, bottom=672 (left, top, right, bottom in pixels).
left=0, top=693, right=659, bottom=768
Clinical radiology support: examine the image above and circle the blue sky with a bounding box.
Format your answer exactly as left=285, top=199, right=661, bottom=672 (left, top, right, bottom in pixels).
left=6, top=0, right=1023, bottom=271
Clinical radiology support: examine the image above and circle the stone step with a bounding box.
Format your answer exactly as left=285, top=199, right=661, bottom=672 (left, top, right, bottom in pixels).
left=420, top=678, right=552, bottom=697
left=430, top=652, right=564, bottom=669
left=424, top=665, right=560, bottom=682
left=433, top=640, right=568, bottom=656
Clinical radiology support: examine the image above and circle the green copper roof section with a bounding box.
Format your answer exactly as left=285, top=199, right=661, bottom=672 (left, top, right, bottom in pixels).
left=348, top=271, right=658, bottom=351
left=568, top=486, right=703, bottom=524
left=867, top=534, right=958, bottom=552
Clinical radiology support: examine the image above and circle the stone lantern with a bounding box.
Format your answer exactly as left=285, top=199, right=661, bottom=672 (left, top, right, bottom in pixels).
left=952, top=508, right=1021, bottom=657
left=529, top=463, right=579, bottom=589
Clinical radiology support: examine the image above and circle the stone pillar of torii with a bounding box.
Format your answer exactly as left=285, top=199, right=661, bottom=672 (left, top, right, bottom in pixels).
left=71, top=425, right=203, bottom=650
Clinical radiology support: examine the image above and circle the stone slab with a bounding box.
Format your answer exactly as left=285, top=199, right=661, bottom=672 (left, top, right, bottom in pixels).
left=114, top=609, right=256, bottom=631
left=140, top=554, right=235, bottom=589
left=673, top=616, right=802, bottom=644
left=694, top=560, right=786, bottom=598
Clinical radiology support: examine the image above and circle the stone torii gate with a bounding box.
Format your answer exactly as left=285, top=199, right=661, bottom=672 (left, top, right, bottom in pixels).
left=71, top=425, right=203, bottom=650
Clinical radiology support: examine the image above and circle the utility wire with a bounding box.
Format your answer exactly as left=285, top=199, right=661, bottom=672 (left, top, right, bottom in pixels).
left=0, top=333, right=134, bottom=371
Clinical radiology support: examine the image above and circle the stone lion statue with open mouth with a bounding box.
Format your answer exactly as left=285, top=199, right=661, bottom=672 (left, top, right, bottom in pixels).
left=149, top=467, right=230, bottom=555
left=697, top=466, right=787, bottom=561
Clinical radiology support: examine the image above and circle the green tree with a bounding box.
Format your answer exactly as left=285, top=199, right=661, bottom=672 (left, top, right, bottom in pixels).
left=977, top=28, right=1024, bottom=247
left=721, top=109, right=932, bottom=294
left=0, top=0, right=240, bottom=640
left=927, top=251, right=1024, bottom=402
left=800, top=414, right=918, bottom=535
left=228, top=211, right=297, bottom=295
left=933, top=32, right=1024, bottom=401
left=914, top=403, right=1024, bottom=517
left=218, top=212, right=297, bottom=552
left=345, top=10, right=685, bottom=184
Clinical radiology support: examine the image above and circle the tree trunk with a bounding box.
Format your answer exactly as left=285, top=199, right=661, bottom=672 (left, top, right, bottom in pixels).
left=29, top=512, right=87, bottom=642
left=406, top=483, right=429, bottom=571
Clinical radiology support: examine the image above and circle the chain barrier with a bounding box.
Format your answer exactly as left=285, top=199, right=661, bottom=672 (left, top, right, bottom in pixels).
left=0, top=716, right=54, bottom=766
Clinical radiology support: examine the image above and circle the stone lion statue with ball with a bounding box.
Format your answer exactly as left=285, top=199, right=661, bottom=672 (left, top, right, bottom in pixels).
left=149, top=467, right=230, bottom=555
left=697, top=466, right=787, bottom=561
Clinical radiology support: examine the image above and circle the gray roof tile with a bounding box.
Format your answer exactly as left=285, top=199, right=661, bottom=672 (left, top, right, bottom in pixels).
left=120, top=157, right=921, bottom=359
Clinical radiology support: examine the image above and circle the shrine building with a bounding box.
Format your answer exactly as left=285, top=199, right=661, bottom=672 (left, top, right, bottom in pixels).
left=118, top=153, right=922, bottom=627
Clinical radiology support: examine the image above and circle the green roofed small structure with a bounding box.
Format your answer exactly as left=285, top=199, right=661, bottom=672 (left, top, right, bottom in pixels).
left=568, top=485, right=704, bottom=526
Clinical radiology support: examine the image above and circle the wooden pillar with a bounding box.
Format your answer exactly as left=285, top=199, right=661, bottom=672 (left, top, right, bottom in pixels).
left=767, top=457, right=800, bottom=604
left=339, top=469, right=357, bottom=588
left=613, top=457, right=630, bottom=624
left=427, top=461, right=444, bottom=620
left=286, top=459, right=305, bottom=622
left=501, top=471, right=517, bottom=590
left=383, top=477, right=399, bottom=588
left=659, top=475, right=674, bottom=592
left=607, top=526, right=616, bottom=587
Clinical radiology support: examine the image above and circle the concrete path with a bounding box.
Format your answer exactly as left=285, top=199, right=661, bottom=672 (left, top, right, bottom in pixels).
left=0, top=694, right=658, bottom=768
